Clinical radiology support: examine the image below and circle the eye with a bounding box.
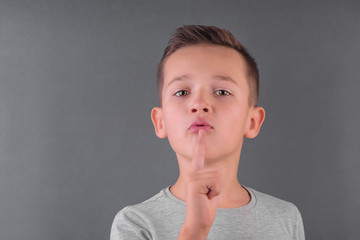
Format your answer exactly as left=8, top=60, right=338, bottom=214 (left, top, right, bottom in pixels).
left=174, top=90, right=190, bottom=97
left=215, top=89, right=231, bottom=96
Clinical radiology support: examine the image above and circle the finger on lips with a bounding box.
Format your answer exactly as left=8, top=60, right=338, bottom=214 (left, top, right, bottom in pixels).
left=191, top=129, right=206, bottom=172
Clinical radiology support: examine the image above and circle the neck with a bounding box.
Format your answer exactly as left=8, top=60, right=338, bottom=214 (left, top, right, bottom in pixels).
left=170, top=151, right=251, bottom=209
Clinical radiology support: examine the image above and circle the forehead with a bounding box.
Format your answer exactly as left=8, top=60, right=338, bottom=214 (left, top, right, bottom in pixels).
left=163, top=44, right=248, bottom=87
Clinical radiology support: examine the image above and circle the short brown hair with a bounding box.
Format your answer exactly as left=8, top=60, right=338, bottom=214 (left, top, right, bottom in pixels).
left=157, top=25, right=259, bottom=107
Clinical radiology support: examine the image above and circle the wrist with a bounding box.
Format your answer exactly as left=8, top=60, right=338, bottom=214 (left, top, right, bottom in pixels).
left=178, top=224, right=210, bottom=240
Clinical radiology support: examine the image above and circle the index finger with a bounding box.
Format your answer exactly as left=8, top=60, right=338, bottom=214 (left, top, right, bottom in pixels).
left=190, top=129, right=206, bottom=172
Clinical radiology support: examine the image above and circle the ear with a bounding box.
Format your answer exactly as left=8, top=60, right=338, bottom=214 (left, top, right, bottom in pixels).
left=244, top=107, right=265, bottom=139
left=151, top=107, right=167, bottom=139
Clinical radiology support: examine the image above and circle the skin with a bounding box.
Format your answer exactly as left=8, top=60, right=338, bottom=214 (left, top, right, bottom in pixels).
left=151, top=44, right=265, bottom=239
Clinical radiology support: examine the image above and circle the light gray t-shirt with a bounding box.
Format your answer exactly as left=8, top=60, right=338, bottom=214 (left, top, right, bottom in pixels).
left=110, top=186, right=305, bottom=240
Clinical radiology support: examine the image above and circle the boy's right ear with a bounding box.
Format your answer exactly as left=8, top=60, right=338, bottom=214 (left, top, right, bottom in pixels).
left=151, top=107, right=167, bottom=139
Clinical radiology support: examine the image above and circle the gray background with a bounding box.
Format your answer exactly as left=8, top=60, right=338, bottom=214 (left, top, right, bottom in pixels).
left=1, top=0, right=359, bottom=239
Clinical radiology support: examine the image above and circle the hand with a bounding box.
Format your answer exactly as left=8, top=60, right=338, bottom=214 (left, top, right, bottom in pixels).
left=178, top=130, right=222, bottom=239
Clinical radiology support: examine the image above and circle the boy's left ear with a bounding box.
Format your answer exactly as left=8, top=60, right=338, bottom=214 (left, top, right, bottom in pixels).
left=245, top=107, right=265, bottom=139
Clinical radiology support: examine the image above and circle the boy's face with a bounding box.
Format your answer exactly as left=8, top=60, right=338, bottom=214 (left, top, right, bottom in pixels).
left=152, top=44, right=264, bottom=162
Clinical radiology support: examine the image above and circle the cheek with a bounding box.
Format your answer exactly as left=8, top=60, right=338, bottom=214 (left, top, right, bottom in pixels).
left=162, top=110, right=188, bottom=154
left=163, top=108, right=184, bottom=133
left=220, top=104, right=241, bottom=119
left=221, top=105, right=248, bottom=128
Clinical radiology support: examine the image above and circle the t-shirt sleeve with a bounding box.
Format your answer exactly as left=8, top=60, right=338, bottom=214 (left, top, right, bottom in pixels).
left=110, top=206, right=152, bottom=240
left=293, top=206, right=305, bottom=240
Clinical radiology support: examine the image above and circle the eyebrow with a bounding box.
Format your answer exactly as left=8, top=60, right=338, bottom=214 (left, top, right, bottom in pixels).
left=166, top=74, right=238, bottom=87
left=213, top=75, right=239, bottom=86
left=167, top=75, right=190, bottom=87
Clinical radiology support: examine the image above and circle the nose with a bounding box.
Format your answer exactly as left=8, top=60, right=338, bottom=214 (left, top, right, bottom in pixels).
left=191, top=107, right=209, bottom=113
left=189, top=92, right=212, bottom=114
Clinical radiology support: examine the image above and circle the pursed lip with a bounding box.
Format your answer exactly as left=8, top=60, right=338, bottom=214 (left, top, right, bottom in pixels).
left=188, top=119, right=213, bottom=133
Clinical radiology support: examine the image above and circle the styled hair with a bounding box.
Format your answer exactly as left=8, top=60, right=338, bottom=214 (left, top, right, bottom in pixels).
left=157, top=25, right=259, bottom=107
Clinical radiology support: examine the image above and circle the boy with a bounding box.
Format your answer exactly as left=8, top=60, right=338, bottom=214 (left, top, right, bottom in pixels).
left=111, top=25, right=305, bottom=240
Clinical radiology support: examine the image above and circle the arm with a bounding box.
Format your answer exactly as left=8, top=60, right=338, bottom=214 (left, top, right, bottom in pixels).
left=178, top=225, right=210, bottom=240
left=294, top=207, right=305, bottom=240
left=178, top=130, right=222, bottom=240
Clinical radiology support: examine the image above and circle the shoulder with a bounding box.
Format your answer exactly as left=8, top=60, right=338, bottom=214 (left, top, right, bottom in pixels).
left=247, top=187, right=302, bottom=220
left=243, top=187, right=305, bottom=239
left=112, top=188, right=170, bottom=223
left=110, top=189, right=166, bottom=240
left=249, top=187, right=299, bottom=211
left=110, top=187, right=184, bottom=240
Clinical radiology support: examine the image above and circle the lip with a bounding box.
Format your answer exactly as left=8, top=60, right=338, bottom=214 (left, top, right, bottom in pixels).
left=189, top=119, right=213, bottom=133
